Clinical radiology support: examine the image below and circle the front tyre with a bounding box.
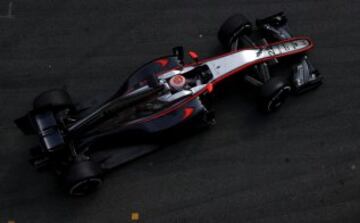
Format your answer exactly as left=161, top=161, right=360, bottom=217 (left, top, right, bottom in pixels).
left=259, top=77, right=291, bottom=112
left=218, top=14, right=252, bottom=49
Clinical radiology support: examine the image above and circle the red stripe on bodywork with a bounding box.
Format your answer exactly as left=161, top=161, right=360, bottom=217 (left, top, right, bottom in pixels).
left=155, top=58, right=169, bottom=67
left=129, top=36, right=314, bottom=124
left=183, top=107, right=194, bottom=120
left=207, top=83, right=214, bottom=93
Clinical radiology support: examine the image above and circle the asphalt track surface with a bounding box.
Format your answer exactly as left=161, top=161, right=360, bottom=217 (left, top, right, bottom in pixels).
left=1, top=0, right=360, bottom=222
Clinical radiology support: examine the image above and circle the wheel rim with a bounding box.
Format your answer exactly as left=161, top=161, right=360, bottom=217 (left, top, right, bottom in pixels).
left=69, top=178, right=102, bottom=196
left=267, top=86, right=291, bottom=112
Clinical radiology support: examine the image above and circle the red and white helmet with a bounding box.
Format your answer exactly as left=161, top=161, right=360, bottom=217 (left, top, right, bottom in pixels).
left=169, top=75, right=186, bottom=90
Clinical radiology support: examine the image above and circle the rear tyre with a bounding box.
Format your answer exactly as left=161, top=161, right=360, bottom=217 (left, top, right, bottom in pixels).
left=33, top=89, right=73, bottom=111
left=259, top=77, right=291, bottom=112
left=218, top=14, right=252, bottom=49
left=63, top=159, right=103, bottom=196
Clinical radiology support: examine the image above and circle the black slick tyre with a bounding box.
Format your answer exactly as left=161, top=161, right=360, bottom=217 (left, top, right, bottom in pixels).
left=218, top=14, right=252, bottom=48
left=259, top=77, right=291, bottom=112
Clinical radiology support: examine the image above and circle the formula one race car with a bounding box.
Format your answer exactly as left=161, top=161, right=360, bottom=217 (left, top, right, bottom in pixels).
left=15, top=12, right=322, bottom=196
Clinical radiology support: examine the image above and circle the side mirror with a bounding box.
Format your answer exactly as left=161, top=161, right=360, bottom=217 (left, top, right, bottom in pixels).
left=188, top=51, right=199, bottom=63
